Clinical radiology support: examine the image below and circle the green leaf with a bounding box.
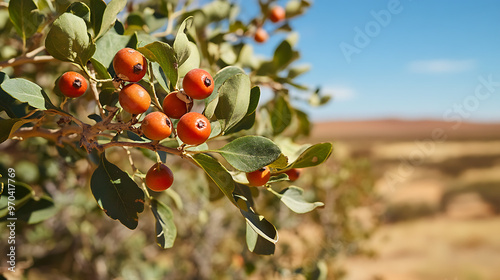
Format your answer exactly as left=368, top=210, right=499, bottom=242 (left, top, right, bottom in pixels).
left=268, top=153, right=289, bottom=170
left=293, top=109, right=311, bottom=138
left=0, top=118, right=32, bottom=144
left=90, top=0, right=106, bottom=37
left=0, top=181, right=34, bottom=218
left=191, top=153, right=236, bottom=205
left=66, top=2, right=91, bottom=24
left=150, top=199, right=177, bottom=249
left=201, top=0, right=232, bottom=22
left=224, top=112, right=255, bottom=134
left=285, top=0, right=311, bottom=18
left=8, top=0, right=44, bottom=44
left=214, top=73, right=251, bottom=132
left=45, top=13, right=96, bottom=67
left=13, top=194, right=57, bottom=224
left=178, top=41, right=201, bottom=78
left=90, top=153, right=145, bottom=229
left=0, top=73, right=31, bottom=118
left=277, top=186, right=324, bottom=214
left=214, top=136, right=281, bottom=172
left=234, top=194, right=278, bottom=255
left=1, top=78, right=55, bottom=110
left=246, top=223, right=276, bottom=255
left=273, top=40, right=293, bottom=69
left=225, top=86, right=260, bottom=134
left=204, top=66, right=245, bottom=119
left=173, top=16, right=193, bottom=67
left=94, top=0, right=127, bottom=40
left=288, top=64, right=311, bottom=79
left=270, top=94, right=292, bottom=135
left=247, top=86, right=261, bottom=115
left=92, top=32, right=134, bottom=72
left=268, top=173, right=289, bottom=184
left=289, top=142, right=333, bottom=169
left=138, top=41, right=178, bottom=89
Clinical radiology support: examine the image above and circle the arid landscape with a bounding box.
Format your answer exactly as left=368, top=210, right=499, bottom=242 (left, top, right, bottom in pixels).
left=311, top=119, right=500, bottom=280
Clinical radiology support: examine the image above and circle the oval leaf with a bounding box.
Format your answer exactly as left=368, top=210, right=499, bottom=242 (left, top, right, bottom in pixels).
left=150, top=198, right=177, bottom=249
left=215, top=136, right=281, bottom=172
left=173, top=16, right=193, bottom=66
left=90, top=153, right=145, bottom=229
left=138, top=41, right=178, bottom=89
left=1, top=78, right=55, bottom=110
left=191, top=153, right=236, bottom=205
left=289, top=142, right=333, bottom=169
left=94, top=0, right=127, bottom=40
left=204, top=66, right=245, bottom=119
left=0, top=118, right=33, bottom=144
left=8, top=0, right=44, bottom=43
left=45, top=13, right=96, bottom=67
left=214, top=73, right=251, bottom=131
left=279, top=186, right=324, bottom=214
left=270, top=94, right=292, bottom=135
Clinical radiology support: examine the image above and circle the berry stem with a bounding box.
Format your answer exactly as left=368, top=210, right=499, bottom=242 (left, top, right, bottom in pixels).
left=146, top=62, right=164, bottom=111
left=86, top=64, right=106, bottom=117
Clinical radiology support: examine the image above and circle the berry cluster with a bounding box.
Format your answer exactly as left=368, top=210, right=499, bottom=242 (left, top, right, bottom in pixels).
left=254, top=5, right=286, bottom=43
left=57, top=46, right=301, bottom=194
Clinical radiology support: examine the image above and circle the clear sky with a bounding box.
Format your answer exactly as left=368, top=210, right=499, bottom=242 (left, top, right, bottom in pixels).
left=249, top=0, right=500, bottom=122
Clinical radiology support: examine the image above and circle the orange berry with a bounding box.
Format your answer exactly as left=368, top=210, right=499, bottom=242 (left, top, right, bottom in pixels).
left=177, top=112, right=211, bottom=145
left=113, top=48, right=147, bottom=82
left=182, top=69, right=214, bottom=100
left=163, top=91, right=192, bottom=119
left=141, top=111, right=172, bottom=140
left=285, top=168, right=300, bottom=182
left=119, top=83, right=151, bottom=114
left=246, top=166, right=271, bottom=186
left=58, top=71, right=88, bottom=98
left=145, top=163, right=174, bottom=192
left=269, top=6, right=286, bottom=23
left=254, top=28, right=269, bottom=43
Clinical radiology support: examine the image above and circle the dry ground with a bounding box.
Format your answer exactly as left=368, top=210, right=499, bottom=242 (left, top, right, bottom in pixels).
left=310, top=119, right=500, bottom=280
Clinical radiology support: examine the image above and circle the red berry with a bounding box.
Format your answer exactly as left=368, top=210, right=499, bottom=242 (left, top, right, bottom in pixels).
left=269, top=6, right=286, bottom=23
left=285, top=168, right=300, bottom=182
left=145, top=163, right=174, bottom=192
left=58, top=71, right=88, bottom=98
left=254, top=28, right=269, bottom=43
left=113, top=48, right=148, bottom=82
left=246, top=166, right=271, bottom=186
left=119, top=83, right=151, bottom=114
left=141, top=111, right=172, bottom=140
left=177, top=112, right=211, bottom=145
left=182, top=69, right=214, bottom=100
left=163, top=91, right=192, bottom=119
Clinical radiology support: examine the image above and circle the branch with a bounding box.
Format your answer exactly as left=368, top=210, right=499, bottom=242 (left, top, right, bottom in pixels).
left=99, top=141, right=183, bottom=157
left=0, top=47, right=56, bottom=70
left=11, top=125, right=82, bottom=145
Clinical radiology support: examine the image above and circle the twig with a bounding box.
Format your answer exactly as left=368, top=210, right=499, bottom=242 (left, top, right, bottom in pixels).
left=99, top=141, right=183, bottom=157
left=86, top=63, right=107, bottom=116
left=0, top=47, right=56, bottom=70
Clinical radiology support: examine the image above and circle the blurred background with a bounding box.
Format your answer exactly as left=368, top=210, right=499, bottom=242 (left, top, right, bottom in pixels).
left=1, top=0, right=500, bottom=279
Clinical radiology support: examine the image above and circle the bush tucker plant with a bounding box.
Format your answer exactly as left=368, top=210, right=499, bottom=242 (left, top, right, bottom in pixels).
left=246, top=166, right=272, bottom=186
left=145, top=163, right=174, bottom=192
left=119, top=83, right=152, bottom=114
left=141, top=111, right=172, bottom=140
left=269, top=6, right=286, bottom=23
left=58, top=71, right=88, bottom=98
left=163, top=91, right=192, bottom=119
left=113, top=47, right=148, bottom=82
left=0, top=0, right=338, bottom=270
left=182, top=68, right=214, bottom=100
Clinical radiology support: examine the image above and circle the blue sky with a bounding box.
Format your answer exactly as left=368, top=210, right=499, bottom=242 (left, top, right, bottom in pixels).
left=249, top=0, right=500, bottom=122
